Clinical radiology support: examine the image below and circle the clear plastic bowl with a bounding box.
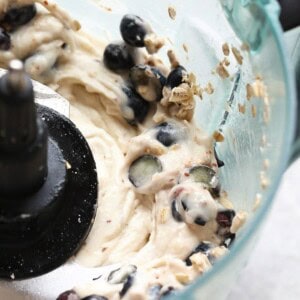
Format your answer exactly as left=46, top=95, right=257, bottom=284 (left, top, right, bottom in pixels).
left=0, top=0, right=297, bottom=299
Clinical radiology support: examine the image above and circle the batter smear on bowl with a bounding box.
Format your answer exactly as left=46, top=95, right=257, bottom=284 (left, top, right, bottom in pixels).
left=0, top=1, right=247, bottom=299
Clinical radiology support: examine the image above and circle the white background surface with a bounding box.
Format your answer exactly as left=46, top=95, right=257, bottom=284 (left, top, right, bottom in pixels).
left=227, top=159, right=300, bottom=300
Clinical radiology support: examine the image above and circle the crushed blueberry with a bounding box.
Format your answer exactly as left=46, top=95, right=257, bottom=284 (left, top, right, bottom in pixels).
left=129, top=65, right=166, bottom=101
left=2, top=5, right=36, bottom=30
left=56, top=290, right=80, bottom=300
left=165, top=66, right=187, bottom=89
left=156, top=122, right=177, bottom=147
left=103, top=43, right=134, bottom=72
left=171, top=200, right=183, bottom=222
left=0, top=27, right=11, bottom=50
left=122, top=86, right=150, bottom=124
left=214, top=147, right=224, bottom=168
left=216, top=210, right=236, bottom=228
left=120, top=14, right=149, bottom=47
left=185, top=242, right=211, bottom=266
left=119, top=274, right=135, bottom=298
left=128, top=155, right=162, bottom=187
left=81, top=296, right=108, bottom=300
left=189, top=165, right=218, bottom=187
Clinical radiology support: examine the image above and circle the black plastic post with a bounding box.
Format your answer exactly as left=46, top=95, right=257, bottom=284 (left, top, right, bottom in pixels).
left=0, top=60, right=47, bottom=196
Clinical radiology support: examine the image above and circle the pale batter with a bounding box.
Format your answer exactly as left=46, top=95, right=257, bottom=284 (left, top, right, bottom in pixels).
left=0, top=1, right=246, bottom=299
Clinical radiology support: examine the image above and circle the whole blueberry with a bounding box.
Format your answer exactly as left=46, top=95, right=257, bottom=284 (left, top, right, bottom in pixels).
left=103, top=43, right=134, bottom=72
left=122, top=86, right=150, bottom=124
left=166, top=66, right=187, bottom=89
left=0, top=27, right=11, bottom=50
left=81, top=296, right=108, bottom=300
left=156, top=122, right=178, bottom=147
left=3, top=5, right=37, bottom=30
left=120, top=14, right=149, bottom=47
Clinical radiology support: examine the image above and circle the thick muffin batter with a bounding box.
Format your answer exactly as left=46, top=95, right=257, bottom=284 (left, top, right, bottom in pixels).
left=0, top=1, right=246, bottom=299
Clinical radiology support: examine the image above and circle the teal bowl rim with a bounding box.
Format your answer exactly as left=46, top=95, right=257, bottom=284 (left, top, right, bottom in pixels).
left=175, top=3, right=297, bottom=300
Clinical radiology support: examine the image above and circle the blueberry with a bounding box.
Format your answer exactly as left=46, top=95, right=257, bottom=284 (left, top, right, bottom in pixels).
left=119, top=274, right=135, bottom=298
left=216, top=210, right=235, bottom=228
left=156, top=122, right=177, bottom=147
left=166, top=66, right=187, bottom=89
left=103, top=43, right=134, bottom=72
left=128, top=155, right=162, bottom=187
left=185, top=242, right=211, bottom=266
left=81, top=296, right=108, bottom=300
left=0, top=27, right=11, bottom=50
left=171, top=200, right=182, bottom=222
left=189, top=165, right=217, bottom=188
left=129, top=65, right=166, bottom=102
left=122, top=86, right=150, bottom=124
left=214, top=147, right=224, bottom=168
left=56, top=290, right=80, bottom=300
left=3, top=5, right=36, bottom=30
left=120, top=14, right=149, bottom=47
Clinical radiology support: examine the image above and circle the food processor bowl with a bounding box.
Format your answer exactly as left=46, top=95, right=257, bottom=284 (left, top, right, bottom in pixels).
left=0, top=0, right=297, bottom=299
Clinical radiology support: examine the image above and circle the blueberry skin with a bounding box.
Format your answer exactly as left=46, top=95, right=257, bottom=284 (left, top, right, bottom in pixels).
left=171, top=200, right=182, bottom=222
left=81, top=296, right=108, bottom=300
left=156, top=122, right=177, bottom=147
left=185, top=242, right=211, bottom=266
left=122, top=86, right=150, bottom=124
left=0, top=27, right=10, bottom=50
left=120, top=14, right=148, bottom=47
left=166, top=66, right=187, bottom=89
left=119, top=274, right=135, bottom=298
left=129, top=65, right=166, bottom=101
left=216, top=209, right=236, bottom=228
left=3, top=5, right=36, bottom=30
left=103, top=43, right=134, bottom=72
